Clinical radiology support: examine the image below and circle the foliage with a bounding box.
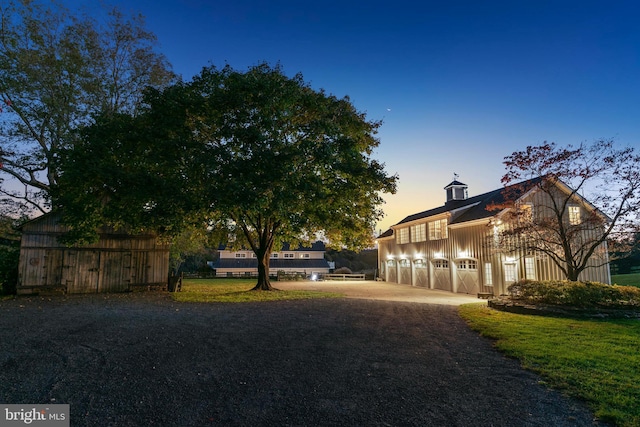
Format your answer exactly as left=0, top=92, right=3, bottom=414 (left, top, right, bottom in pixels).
left=55, top=84, right=210, bottom=244
left=611, top=273, right=640, bottom=288
left=169, top=228, right=218, bottom=273
left=0, top=216, right=21, bottom=294
left=0, top=0, right=174, bottom=215
left=325, top=248, right=377, bottom=272
left=58, top=63, right=397, bottom=291
left=459, top=304, right=640, bottom=427
left=490, top=140, right=640, bottom=281
left=333, top=267, right=353, bottom=274
left=173, top=278, right=343, bottom=303
left=609, top=232, right=640, bottom=274
left=276, top=271, right=308, bottom=281
left=194, top=64, right=397, bottom=290
left=506, top=279, right=640, bottom=308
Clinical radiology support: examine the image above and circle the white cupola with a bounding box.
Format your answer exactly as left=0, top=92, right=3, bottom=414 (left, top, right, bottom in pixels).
left=444, top=173, right=468, bottom=203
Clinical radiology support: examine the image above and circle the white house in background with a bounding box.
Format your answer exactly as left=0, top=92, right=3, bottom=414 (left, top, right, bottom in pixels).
left=377, top=177, right=611, bottom=296
left=213, top=241, right=332, bottom=277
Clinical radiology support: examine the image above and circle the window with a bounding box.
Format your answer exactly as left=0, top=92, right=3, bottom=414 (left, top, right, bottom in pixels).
left=386, top=259, right=395, bottom=267
left=411, top=223, right=426, bottom=242
left=399, top=259, right=410, bottom=267
left=271, top=253, right=279, bottom=258
left=434, top=259, right=449, bottom=269
left=284, top=253, right=294, bottom=258
left=484, top=263, right=493, bottom=286
left=235, top=253, right=246, bottom=258
left=525, top=256, right=536, bottom=279
left=504, top=263, right=517, bottom=282
left=396, top=227, right=410, bottom=244
left=428, top=219, right=448, bottom=240
left=300, top=253, right=310, bottom=258
left=457, top=259, right=477, bottom=270
left=414, top=259, right=426, bottom=268
left=569, top=206, right=581, bottom=225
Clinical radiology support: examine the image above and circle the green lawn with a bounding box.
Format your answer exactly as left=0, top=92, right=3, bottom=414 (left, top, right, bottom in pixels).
left=459, top=303, right=640, bottom=427
left=611, top=273, right=640, bottom=288
left=172, top=278, right=344, bottom=303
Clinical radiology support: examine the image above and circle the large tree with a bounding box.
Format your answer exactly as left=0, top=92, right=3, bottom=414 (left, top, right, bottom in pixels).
left=58, top=63, right=398, bottom=290
left=491, top=139, right=640, bottom=281
left=0, top=0, right=174, bottom=215
left=55, top=82, right=209, bottom=244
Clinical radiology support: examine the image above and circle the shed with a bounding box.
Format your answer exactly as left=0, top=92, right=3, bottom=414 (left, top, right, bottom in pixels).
left=17, top=213, right=170, bottom=294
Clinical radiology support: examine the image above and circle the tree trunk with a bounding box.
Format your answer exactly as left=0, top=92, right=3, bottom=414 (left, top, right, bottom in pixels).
left=253, top=251, right=275, bottom=290
left=566, top=265, right=580, bottom=281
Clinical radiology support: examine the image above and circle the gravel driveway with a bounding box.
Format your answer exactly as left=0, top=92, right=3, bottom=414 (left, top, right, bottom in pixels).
left=0, top=284, right=606, bottom=426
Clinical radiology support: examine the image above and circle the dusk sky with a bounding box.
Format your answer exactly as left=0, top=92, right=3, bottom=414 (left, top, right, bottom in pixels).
left=69, top=0, right=640, bottom=234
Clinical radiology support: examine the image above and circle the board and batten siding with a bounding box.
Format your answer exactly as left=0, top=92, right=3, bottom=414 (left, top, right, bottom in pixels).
left=18, top=214, right=169, bottom=294
left=502, top=187, right=612, bottom=286
left=379, top=207, right=610, bottom=295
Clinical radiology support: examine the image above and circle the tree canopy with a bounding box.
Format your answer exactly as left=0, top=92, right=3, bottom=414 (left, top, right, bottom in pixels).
left=58, top=63, right=398, bottom=290
left=490, top=139, right=640, bottom=281
left=0, top=0, right=174, bottom=216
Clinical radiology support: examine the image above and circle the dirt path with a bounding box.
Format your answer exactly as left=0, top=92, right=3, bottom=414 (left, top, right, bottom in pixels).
left=0, top=293, right=605, bottom=426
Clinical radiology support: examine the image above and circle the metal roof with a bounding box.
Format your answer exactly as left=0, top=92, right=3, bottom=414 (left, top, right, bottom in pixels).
left=381, top=177, right=544, bottom=236
left=213, top=258, right=331, bottom=269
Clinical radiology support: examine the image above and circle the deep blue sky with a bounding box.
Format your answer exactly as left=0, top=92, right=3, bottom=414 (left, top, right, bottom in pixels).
left=71, top=0, right=640, bottom=232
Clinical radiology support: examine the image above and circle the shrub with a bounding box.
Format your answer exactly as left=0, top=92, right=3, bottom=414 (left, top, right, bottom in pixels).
left=507, top=279, right=640, bottom=308
left=276, top=270, right=307, bottom=281
left=0, top=243, right=19, bottom=295
left=333, top=267, right=353, bottom=275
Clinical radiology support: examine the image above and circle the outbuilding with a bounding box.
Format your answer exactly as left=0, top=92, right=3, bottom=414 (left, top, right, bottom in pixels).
left=377, top=177, right=611, bottom=296
left=17, top=213, right=169, bottom=294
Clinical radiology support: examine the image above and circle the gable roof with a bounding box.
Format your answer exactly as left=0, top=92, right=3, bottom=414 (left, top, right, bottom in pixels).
left=444, top=180, right=467, bottom=188
left=218, top=240, right=327, bottom=252
left=379, top=177, right=545, bottom=238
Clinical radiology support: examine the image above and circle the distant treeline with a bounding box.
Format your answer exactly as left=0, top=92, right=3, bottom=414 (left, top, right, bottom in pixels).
left=325, top=249, right=378, bottom=273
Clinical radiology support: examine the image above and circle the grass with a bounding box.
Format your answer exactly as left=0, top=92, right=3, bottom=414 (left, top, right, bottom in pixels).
left=611, top=273, right=640, bottom=288
left=458, top=303, right=640, bottom=427
left=172, top=278, right=344, bottom=303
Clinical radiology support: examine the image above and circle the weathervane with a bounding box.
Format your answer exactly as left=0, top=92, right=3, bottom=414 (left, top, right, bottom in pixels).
left=453, top=172, right=459, bottom=181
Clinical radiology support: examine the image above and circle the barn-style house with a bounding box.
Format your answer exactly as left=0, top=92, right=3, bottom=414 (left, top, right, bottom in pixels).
left=17, top=213, right=169, bottom=294
left=213, top=241, right=332, bottom=278
left=377, top=177, right=611, bottom=296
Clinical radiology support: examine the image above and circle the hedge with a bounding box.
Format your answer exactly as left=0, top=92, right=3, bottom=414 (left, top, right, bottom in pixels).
left=507, top=279, right=640, bottom=308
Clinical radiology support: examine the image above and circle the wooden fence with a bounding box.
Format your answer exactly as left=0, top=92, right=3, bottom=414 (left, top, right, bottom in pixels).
left=320, top=273, right=366, bottom=281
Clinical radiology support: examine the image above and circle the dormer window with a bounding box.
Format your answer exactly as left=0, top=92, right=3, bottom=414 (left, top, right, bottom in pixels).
left=411, top=223, right=426, bottom=242
left=429, top=219, right=448, bottom=240
left=396, top=227, right=409, bottom=244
